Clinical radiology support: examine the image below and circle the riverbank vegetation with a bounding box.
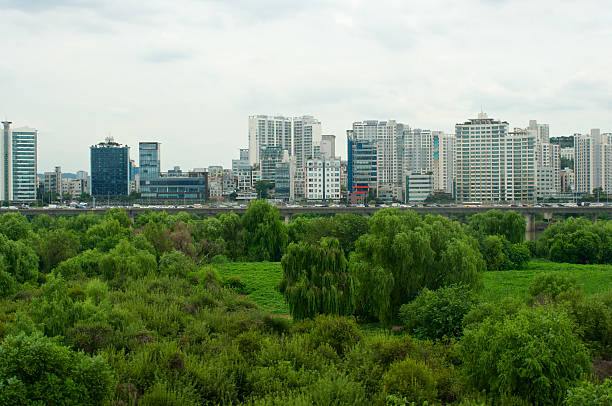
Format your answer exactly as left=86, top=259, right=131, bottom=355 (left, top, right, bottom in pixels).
left=1, top=202, right=612, bottom=404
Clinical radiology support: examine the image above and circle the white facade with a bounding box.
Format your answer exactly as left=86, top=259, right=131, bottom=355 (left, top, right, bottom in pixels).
left=248, top=115, right=322, bottom=171
left=560, top=147, right=575, bottom=161
left=405, top=128, right=433, bottom=174
left=529, top=120, right=560, bottom=198
left=433, top=133, right=455, bottom=194
left=305, top=158, right=341, bottom=200
left=574, top=129, right=612, bottom=194
left=455, top=113, right=536, bottom=202
left=1, top=121, right=37, bottom=202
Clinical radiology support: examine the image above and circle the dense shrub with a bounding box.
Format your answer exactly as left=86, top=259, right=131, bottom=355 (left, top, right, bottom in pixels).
left=159, top=250, right=196, bottom=277
left=399, top=284, right=477, bottom=339
left=528, top=272, right=579, bottom=302
left=565, top=378, right=612, bottom=406
left=536, top=217, right=612, bottom=264
left=382, top=358, right=437, bottom=404
left=461, top=306, right=591, bottom=405
left=0, top=332, right=114, bottom=405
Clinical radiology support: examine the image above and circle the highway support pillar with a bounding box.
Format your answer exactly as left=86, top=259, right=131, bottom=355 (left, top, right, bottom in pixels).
left=524, top=212, right=536, bottom=241
left=284, top=214, right=291, bottom=225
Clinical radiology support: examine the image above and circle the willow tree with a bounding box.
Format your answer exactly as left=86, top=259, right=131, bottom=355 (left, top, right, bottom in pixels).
left=241, top=200, right=288, bottom=261
left=350, top=209, right=485, bottom=324
left=279, top=238, right=355, bottom=320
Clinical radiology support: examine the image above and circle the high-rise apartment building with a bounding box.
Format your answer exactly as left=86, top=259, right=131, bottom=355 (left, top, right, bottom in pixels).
left=248, top=115, right=321, bottom=167
left=575, top=129, right=612, bottom=194
left=404, top=128, right=433, bottom=174
left=455, top=113, right=536, bottom=202
left=348, top=120, right=406, bottom=199
left=526, top=120, right=560, bottom=198
left=90, top=137, right=130, bottom=198
left=1, top=121, right=37, bottom=202
left=433, top=133, right=455, bottom=195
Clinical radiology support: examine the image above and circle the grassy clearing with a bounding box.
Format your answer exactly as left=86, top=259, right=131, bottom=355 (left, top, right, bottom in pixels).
left=216, top=260, right=612, bottom=315
left=480, top=260, right=612, bottom=302
left=215, top=261, right=288, bottom=314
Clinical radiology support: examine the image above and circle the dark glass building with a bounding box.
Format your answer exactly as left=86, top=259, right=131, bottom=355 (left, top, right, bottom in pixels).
left=90, top=138, right=130, bottom=198
left=347, top=135, right=377, bottom=197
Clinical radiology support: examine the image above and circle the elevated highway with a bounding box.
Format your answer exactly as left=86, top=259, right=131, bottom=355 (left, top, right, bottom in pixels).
left=4, top=205, right=612, bottom=240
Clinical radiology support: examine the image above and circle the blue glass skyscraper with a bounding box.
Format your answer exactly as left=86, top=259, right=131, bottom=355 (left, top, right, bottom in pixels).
left=90, top=138, right=130, bottom=198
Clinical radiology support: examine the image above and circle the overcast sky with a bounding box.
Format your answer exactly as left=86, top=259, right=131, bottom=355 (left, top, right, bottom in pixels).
left=1, top=0, right=611, bottom=173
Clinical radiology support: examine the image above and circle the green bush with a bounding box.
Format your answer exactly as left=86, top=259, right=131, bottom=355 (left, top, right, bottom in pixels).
left=528, top=272, right=579, bottom=302
left=294, top=314, right=362, bottom=356
left=0, top=332, right=114, bottom=405
left=223, top=275, right=249, bottom=294
left=399, top=284, right=477, bottom=339
left=565, top=378, right=612, bottom=406
left=460, top=306, right=591, bottom=405
left=159, top=250, right=196, bottom=277
left=382, top=358, right=437, bottom=404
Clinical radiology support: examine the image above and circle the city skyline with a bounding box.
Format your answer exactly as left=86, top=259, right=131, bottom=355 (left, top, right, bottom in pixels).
left=21, top=114, right=612, bottom=174
left=1, top=1, right=611, bottom=173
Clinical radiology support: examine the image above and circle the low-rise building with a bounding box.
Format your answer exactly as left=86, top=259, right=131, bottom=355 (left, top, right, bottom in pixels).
left=405, top=172, right=434, bottom=202
left=305, top=158, right=341, bottom=201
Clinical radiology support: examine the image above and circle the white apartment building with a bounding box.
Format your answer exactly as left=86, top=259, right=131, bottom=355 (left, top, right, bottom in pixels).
left=560, top=147, right=575, bottom=162
left=528, top=120, right=560, bottom=198
left=455, top=113, right=536, bottom=202
left=575, top=130, right=612, bottom=194
left=248, top=115, right=321, bottom=170
left=433, top=132, right=455, bottom=194
left=305, top=158, right=341, bottom=201
left=1, top=121, right=37, bottom=202
left=405, top=128, right=434, bottom=174
left=348, top=120, right=407, bottom=199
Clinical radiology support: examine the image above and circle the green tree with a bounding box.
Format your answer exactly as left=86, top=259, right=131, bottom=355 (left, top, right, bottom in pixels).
left=36, top=229, right=81, bottom=272
left=460, top=306, right=590, bottom=405
left=0, top=234, right=39, bottom=284
left=85, top=219, right=130, bottom=251
left=0, top=332, right=114, bottom=406
left=219, top=212, right=244, bottom=259
left=0, top=212, right=32, bottom=241
left=481, top=235, right=505, bottom=271
left=279, top=238, right=355, bottom=320
left=100, top=239, right=157, bottom=281
left=254, top=180, right=274, bottom=199
left=399, top=284, right=477, bottom=339
left=350, top=209, right=485, bottom=323
left=241, top=200, right=288, bottom=261
left=469, top=210, right=526, bottom=244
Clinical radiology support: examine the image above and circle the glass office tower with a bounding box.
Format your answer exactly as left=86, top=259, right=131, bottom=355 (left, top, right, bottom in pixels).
left=90, top=138, right=130, bottom=198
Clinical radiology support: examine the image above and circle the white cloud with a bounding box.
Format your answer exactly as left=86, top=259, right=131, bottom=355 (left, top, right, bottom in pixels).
left=0, top=0, right=611, bottom=172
